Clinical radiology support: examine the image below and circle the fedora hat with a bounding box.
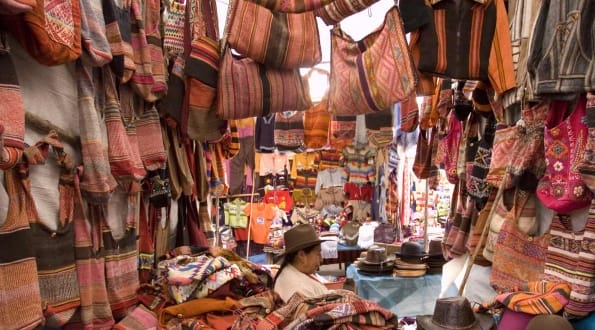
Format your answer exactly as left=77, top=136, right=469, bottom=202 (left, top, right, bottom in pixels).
left=396, top=241, right=428, bottom=263
left=417, top=297, right=495, bottom=330
left=281, top=224, right=322, bottom=256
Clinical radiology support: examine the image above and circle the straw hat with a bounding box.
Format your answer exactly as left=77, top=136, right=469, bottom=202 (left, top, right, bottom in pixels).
left=281, top=224, right=322, bottom=256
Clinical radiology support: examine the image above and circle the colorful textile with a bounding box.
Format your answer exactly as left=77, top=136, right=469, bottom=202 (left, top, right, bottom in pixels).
left=0, top=168, right=44, bottom=330
left=255, top=114, right=276, bottom=153
left=413, top=0, right=515, bottom=95
left=0, top=49, right=24, bottom=170
left=129, top=0, right=157, bottom=101
left=544, top=203, right=595, bottom=318
left=365, top=108, right=394, bottom=147
left=113, top=304, right=159, bottom=330
left=328, top=6, right=416, bottom=115
left=244, top=0, right=334, bottom=12
left=578, top=92, right=595, bottom=193
left=163, top=0, right=186, bottom=55
left=342, top=145, right=377, bottom=184
left=244, top=203, right=276, bottom=244
left=316, top=0, right=381, bottom=26
left=102, top=0, right=135, bottom=82
left=317, top=149, right=342, bottom=171
left=195, top=264, right=243, bottom=299
left=274, top=111, right=305, bottom=152
left=497, top=281, right=571, bottom=315
left=303, top=99, right=331, bottom=149
left=537, top=96, right=593, bottom=213
left=160, top=297, right=237, bottom=327
left=166, top=255, right=231, bottom=303
left=79, top=0, right=112, bottom=66
left=224, top=199, right=249, bottom=228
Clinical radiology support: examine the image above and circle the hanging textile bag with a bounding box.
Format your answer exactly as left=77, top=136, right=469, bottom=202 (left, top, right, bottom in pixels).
left=490, top=191, right=549, bottom=293
left=228, top=0, right=321, bottom=69
left=329, top=115, right=356, bottom=150
left=412, top=128, right=439, bottom=179
left=442, top=111, right=462, bottom=184
left=0, top=47, right=25, bottom=170
left=544, top=202, right=595, bottom=318
left=274, top=111, right=305, bottom=151
left=399, top=91, right=420, bottom=132
left=163, top=0, right=187, bottom=56
left=23, top=133, right=81, bottom=327
left=328, top=6, right=416, bottom=116
left=536, top=95, right=593, bottom=213
left=0, top=168, right=44, bottom=329
left=0, top=0, right=82, bottom=66
left=243, top=0, right=335, bottom=13
left=303, top=68, right=331, bottom=149
left=467, top=115, right=496, bottom=211
left=102, top=0, right=135, bottom=82
left=315, top=0, right=381, bottom=26
left=216, top=47, right=310, bottom=119
left=504, top=100, right=549, bottom=191
left=577, top=92, right=595, bottom=193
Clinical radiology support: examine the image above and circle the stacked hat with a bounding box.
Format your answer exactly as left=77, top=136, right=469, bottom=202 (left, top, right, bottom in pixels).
left=356, top=245, right=395, bottom=275
left=394, top=241, right=427, bottom=277
left=416, top=297, right=495, bottom=330
left=426, top=238, right=447, bottom=274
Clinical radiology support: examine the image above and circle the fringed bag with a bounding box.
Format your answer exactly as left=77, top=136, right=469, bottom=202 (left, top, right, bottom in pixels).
left=328, top=6, right=416, bottom=116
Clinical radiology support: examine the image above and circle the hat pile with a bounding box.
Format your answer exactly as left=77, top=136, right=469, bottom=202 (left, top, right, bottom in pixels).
left=356, top=245, right=395, bottom=275
left=394, top=242, right=427, bottom=277
left=426, top=238, right=447, bottom=274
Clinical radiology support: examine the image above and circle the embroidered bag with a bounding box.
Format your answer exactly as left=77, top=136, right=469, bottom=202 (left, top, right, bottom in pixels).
left=490, top=192, right=550, bottom=293
left=442, top=111, right=462, bottom=184
left=228, top=0, right=321, bottom=69
left=0, top=167, right=44, bottom=329
left=468, top=115, right=496, bottom=211
left=315, top=0, right=381, bottom=26
left=0, top=0, right=82, bottom=66
left=243, top=0, right=334, bottom=12
left=328, top=6, right=416, bottom=116
left=23, top=134, right=81, bottom=327
left=544, top=202, right=595, bottom=318
left=217, top=48, right=310, bottom=119
left=536, top=95, right=593, bottom=213
left=0, top=47, right=25, bottom=170
left=577, top=92, right=595, bottom=192
left=274, top=111, right=305, bottom=152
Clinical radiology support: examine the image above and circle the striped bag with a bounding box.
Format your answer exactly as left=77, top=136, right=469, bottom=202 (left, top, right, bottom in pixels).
left=70, top=167, right=115, bottom=329
left=274, top=111, right=305, bottom=152
left=0, top=167, right=44, bottom=329
left=544, top=202, right=595, bottom=318
left=102, top=0, right=135, bottom=82
left=217, top=48, right=310, bottom=119
left=79, top=0, right=112, bottom=67
left=228, top=0, right=321, bottom=69
left=23, top=133, right=81, bottom=327
left=244, top=0, right=335, bottom=12
left=0, top=48, right=25, bottom=170
left=315, top=0, right=380, bottom=26
left=328, top=6, right=416, bottom=116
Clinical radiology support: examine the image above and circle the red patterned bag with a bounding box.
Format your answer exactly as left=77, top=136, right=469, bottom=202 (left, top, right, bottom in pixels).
left=328, top=6, right=416, bottom=116
left=536, top=95, right=593, bottom=213
left=0, top=0, right=82, bottom=66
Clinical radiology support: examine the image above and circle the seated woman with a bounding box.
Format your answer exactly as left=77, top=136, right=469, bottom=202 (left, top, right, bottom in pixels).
left=273, top=224, right=329, bottom=302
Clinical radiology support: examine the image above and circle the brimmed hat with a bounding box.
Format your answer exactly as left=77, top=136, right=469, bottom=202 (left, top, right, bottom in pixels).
left=525, top=314, right=572, bottom=330
left=281, top=224, right=322, bottom=256
left=357, top=245, right=395, bottom=275
left=396, top=242, right=428, bottom=264
left=416, top=297, right=495, bottom=330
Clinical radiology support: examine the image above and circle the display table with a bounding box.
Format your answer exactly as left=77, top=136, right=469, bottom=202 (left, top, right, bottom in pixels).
left=346, top=264, right=441, bottom=317
left=265, top=244, right=364, bottom=266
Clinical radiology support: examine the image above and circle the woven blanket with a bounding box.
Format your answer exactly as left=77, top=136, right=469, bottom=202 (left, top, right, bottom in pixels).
left=166, top=255, right=231, bottom=303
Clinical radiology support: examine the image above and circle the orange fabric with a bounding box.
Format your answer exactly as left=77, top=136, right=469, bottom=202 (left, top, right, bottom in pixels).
left=159, top=297, right=236, bottom=327
left=244, top=203, right=276, bottom=244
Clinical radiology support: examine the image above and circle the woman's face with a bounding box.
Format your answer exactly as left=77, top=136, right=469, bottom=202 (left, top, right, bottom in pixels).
left=298, top=244, right=322, bottom=274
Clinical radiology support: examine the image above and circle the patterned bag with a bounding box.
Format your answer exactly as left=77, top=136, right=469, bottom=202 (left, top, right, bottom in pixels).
left=329, top=115, right=356, bottom=150
left=163, top=0, right=187, bottom=56
left=79, top=0, right=112, bottom=67
left=328, top=6, right=416, bottom=116
left=578, top=92, right=595, bottom=192
left=366, top=108, right=394, bottom=147
left=468, top=115, right=496, bottom=211
left=23, top=134, right=81, bottom=327
left=536, top=95, right=593, bottom=213
left=412, top=128, right=439, bottom=179
left=399, top=92, right=420, bottom=132
left=315, top=0, right=381, bottom=26
left=442, top=111, right=462, bottom=184
left=274, top=111, right=305, bottom=152
left=136, top=106, right=167, bottom=171
left=102, top=0, right=135, bottom=82
left=129, top=0, right=159, bottom=102
left=0, top=48, right=25, bottom=170
left=0, top=167, right=44, bottom=329
left=544, top=202, right=595, bottom=318
left=243, top=0, right=334, bottom=12
left=490, top=192, right=550, bottom=293
left=504, top=100, right=549, bottom=191
left=217, top=48, right=310, bottom=119
left=0, top=0, right=82, bottom=66
left=486, top=123, right=516, bottom=189
left=228, top=0, right=321, bottom=69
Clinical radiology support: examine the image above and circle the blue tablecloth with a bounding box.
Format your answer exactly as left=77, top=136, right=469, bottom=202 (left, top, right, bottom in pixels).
left=346, top=264, right=442, bottom=317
